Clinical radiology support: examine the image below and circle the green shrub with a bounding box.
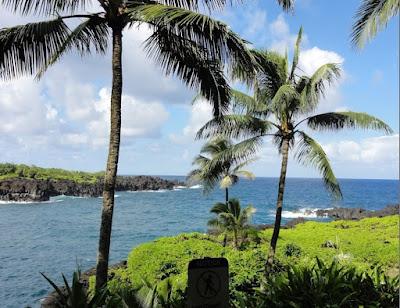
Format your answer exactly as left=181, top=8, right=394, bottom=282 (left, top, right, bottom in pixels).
left=252, top=259, right=399, bottom=308
left=284, top=243, right=302, bottom=257
left=125, top=233, right=266, bottom=304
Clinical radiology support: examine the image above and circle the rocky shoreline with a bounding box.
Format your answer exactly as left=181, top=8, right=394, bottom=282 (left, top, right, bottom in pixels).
left=0, top=176, right=183, bottom=202
left=256, top=204, right=399, bottom=230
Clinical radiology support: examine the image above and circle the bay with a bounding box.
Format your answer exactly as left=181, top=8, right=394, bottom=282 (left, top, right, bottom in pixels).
left=0, top=177, right=398, bottom=308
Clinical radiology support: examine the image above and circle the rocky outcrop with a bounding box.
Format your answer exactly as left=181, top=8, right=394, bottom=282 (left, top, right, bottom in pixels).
left=314, top=204, right=399, bottom=220
left=0, top=176, right=183, bottom=202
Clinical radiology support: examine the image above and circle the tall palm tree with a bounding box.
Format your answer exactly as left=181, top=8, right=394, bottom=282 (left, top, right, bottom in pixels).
left=208, top=198, right=255, bottom=248
left=197, top=28, right=393, bottom=267
left=187, top=136, right=255, bottom=204
left=351, top=0, right=399, bottom=48
left=0, top=0, right=297, bottom=290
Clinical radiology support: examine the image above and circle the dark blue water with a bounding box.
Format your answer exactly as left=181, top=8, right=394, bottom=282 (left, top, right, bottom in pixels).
left=0, top=177, right=398, bottom=307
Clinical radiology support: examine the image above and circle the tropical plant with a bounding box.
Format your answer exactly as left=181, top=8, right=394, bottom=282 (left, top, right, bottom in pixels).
left=208, top=198, right=255, bottom=248
left=196, top=27, right=393, bottom=267
left=187, top=137, right=255, bottom=203
left=41, top=268, right=120, bottom=307
left=253, top=258, right=400, bottom=307
left=0, top=0, right=295, bottom=290
left=351, top=0, right=399, bottom=48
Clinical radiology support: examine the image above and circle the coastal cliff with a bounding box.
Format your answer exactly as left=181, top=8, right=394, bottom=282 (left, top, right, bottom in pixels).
left=0, top=176, right=182, bottom=202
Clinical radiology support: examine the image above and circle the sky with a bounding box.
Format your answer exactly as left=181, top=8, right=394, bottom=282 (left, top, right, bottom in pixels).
left=0, top=0, right=398, bottom=179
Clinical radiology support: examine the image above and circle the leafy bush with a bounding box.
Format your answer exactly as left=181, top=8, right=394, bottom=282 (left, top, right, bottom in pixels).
left=0, top=163, right=103, bottom=183
left=284, top=243, right=302, bottom=257
left=124, top=233, right=266, bottom=304
left=251, top=259, right=399, bottom=308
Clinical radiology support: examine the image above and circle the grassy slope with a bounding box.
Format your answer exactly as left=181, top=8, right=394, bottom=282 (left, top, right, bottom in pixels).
left=260, top=215, right=399, bottom=271
left=0, top=163, right=103, bottom=184
left=119, top=216, right=398, bottom=292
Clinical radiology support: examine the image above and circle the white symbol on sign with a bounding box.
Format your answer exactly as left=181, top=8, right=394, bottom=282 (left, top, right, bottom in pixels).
left=196, top=271, right=221, bottom=299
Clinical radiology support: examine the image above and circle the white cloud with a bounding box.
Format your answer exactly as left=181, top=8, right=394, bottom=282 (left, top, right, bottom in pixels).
left=269, top=14, right=307, bottom=54
left=85, top=88, right=170, bottom=147
left=0, top=78, right=54, bottom=135
left=322, top=134, right=399, bottom=164
left=298, top=47, right=344, bottom=76
left=169, top=100, right=213, bottom=144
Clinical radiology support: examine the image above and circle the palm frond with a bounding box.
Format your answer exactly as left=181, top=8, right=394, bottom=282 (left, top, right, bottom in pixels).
left=0, top=0, right=92, bottom=15
left=351, top=0, right=399, bottom=48
left=206, top=137, right=262, bottom=171
left=306, top=111, right=393, bottom=134
left=196, top=115, right=273, bottom=139
left=231, top=89, right=269, bottom=117
left=144, top=26, right=231, bottom=116
left=299, top=63, right=341, bottom=114
left=253, top=49, right=289, bottom=100
left=295, top=131, right=342, bottom=199
left=210, top=202, right=229, bottom=214
left=0, top=18, right=70, bottom=79
left=238, top=205, right=256, bottom=225
left=234, top=170, right=255, bottom=180
left=137, top=0, right=228, bottom=11
left=289, top=26, right=302, bottom=81
left=276, top=0, right=294, bottom=12
left=129, top=4, right=255, bottom=73
left=36, top=15, right=108, bottom=78
left=270, top=84, right=300, bottom=116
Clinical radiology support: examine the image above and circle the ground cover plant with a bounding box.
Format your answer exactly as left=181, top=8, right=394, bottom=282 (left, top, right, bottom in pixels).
left=0, top=163, right=104, bottom=184
left=93, top=215, right=399, bottom=307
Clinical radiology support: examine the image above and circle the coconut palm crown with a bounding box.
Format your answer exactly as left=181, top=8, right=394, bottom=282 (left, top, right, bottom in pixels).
left=351, top=0, right=399, bottom=48
left=208, top=198, right=255, bottom=248
left=187, top=136, right=255, bottom=203
left=197, top=27, right=393, bottom=266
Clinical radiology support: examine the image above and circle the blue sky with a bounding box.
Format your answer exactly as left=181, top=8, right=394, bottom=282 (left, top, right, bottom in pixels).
left=0, top=0, right=398, bottom=179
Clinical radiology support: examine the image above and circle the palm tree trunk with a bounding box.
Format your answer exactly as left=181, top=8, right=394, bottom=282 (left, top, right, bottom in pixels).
left=95, top=27, right=123, bottom=291
left=267, top=138, right=290, bottom=269
left=225, top=187, right=229, bottom=204
left=233, top=228, right=238, bottom=248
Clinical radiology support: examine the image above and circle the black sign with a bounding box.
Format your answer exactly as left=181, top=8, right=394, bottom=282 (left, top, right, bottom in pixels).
left=187, top=258, right=229, bottom=308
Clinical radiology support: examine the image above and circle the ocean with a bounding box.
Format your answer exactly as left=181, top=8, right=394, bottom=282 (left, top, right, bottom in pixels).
left=0, top=177, right=398, bottom=308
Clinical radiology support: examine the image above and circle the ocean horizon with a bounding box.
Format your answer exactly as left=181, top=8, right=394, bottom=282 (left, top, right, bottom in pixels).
left=0, top=177, right=398, bottom=307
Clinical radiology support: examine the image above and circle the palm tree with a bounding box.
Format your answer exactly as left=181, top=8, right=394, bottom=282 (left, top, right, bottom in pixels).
left=0, top=0, right=296, bottom=290
left=208, top=198, right=255, bottom=248
left=351, top=0, right=399, bottom=48
left=187, top=136, right=255, bottom=204
left=197, top=28, right=393, bottom=267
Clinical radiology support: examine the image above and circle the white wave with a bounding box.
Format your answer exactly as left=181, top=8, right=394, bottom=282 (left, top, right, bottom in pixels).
left=174, top=185, right=187, bottom=189
left=173, top=188, right=182, bottom=191
left=127, top=189, right=168, bottom=193
left=189, top=184, right=202, bottom=189
left=97, top=194, right=121, bottom=198
left=0, top=199, right=64, bottom=205
left=281, top=208, right=331, bottom=219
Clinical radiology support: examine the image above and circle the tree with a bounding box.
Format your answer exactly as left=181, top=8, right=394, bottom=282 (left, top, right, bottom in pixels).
left=187, top=136, right=255, bottom=204
left=208, top=198, right=255, bottom=248
left=0, top=0, right=278, bottom=290
left=197, top=27, right=393, bottom=268
left=351, top=0, right=399, bottom=48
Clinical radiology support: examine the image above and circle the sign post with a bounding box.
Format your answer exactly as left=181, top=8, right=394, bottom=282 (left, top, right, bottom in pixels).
left=187, top=258, right=229, bottom=308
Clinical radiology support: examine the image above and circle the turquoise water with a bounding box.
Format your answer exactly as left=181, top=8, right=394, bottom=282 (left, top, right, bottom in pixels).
left=0, top=177, right=398, bottom=308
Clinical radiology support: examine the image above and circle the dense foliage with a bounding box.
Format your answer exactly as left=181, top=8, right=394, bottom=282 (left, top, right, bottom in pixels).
left=94, top=215, right=399, bottom=307
left=0, top=163, right=103, bottom=184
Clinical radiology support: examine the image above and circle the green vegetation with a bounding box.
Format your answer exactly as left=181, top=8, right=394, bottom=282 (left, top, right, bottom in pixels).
left=196, top=27, right=393, bottom=265
left=187, top=137, right=255, bottom=203
left=0, top=163, right=103, bottom=184
left=96, top=215, right=398, bottom=306
left=351, top=0, right=399, bottom=48
left=208, top=198, right=256, bottom=248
